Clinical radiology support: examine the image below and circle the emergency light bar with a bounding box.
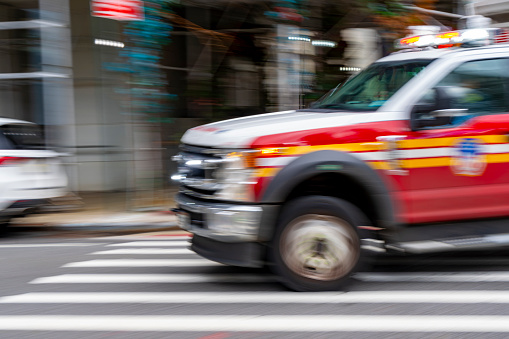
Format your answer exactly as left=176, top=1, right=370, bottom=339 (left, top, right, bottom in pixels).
left=395, top=28, right=504, bottom=49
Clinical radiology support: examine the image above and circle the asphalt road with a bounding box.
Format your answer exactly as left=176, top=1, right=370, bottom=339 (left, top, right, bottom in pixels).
left=3, top=228, right=509, bottom=338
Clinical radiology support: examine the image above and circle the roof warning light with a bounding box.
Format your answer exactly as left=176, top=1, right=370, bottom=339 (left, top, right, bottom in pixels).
left=396, top=28, right=506, bottom=50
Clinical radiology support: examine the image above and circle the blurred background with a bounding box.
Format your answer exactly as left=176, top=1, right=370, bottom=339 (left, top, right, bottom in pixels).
left=0, top=0, right=506, bottom=211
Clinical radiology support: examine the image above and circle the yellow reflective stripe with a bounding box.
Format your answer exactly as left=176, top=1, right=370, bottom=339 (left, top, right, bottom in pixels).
left=256, top=162, right=390, bottom=178
left=327, top=142, right=384, bottom=152
left=400, top=135, right=507, bottom=149
left=486, top=153, right=509, bottom=164
left=255, top=135, right=509, bottom=177
left=284, top=135, right=507, bottom=156
left=377, top=154, right=509, bottom=169
left=400, top=154, right=509, bottom=169
left=400, top=138, right=455, bottom=149
left=479, top=135, right=508, bottom=144
left=283, top=135, right=507, bottom=155
left=256, top=162, right=391, bottom=178
left=256, top=167, right=280, bottom=178
left=284, top=142, right=382, bottom=156
left=400, top=157, right=450, bottom=169
left=367, top=161, right=391, bottom=170
left=257, top=154, right=509, bottom=175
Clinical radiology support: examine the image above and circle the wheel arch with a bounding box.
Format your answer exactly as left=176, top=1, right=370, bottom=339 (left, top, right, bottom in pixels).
left=261, top=150, right=398, bottom=231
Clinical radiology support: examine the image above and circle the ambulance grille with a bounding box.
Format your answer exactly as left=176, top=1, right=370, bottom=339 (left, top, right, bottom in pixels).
left=172, top=144, right=223, bottom=198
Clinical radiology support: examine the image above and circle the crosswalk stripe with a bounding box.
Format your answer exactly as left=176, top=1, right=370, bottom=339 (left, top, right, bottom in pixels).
left=32, top=270, right=509, bottom=284
left=356, top=271, right=509, bottom=282
left=107, top=241, right=189, bottom=247
left=62, top=259, right=222, bottom=268
left=90, top=248, right=192, bottom=255
left=1, top=315, right=509, bottom=332
left=29, top=274, right=275, bottom=284
left=0, top=243, right=104, bottom=248
left=3, top=290, right=509, bottom=304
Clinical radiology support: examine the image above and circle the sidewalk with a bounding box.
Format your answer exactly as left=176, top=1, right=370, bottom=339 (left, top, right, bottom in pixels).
left=9, top=189, right=181, bottom=233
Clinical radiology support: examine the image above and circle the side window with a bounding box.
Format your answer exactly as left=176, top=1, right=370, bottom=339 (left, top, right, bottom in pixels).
left=415, top=58, right=509, bottom=128
left=0, top=124, right=45, bottom=150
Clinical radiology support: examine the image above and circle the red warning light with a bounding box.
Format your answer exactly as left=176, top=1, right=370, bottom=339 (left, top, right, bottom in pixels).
left=399, top=36, right=420, bottom=45
left=436, top=31, right=460, bottom=40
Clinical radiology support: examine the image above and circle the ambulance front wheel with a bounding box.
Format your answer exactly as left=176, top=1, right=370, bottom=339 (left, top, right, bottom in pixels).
left=270, top=196, right=367, bottom=292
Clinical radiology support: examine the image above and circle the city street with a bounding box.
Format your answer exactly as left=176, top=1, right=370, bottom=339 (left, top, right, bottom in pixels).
left=2, top=229, right=509, bottom=338
left=2, top=1, right=509, bottom=338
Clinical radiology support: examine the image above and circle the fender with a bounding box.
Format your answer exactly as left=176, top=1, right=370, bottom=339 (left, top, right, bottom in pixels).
left=261, top=150, right=399, bottom=230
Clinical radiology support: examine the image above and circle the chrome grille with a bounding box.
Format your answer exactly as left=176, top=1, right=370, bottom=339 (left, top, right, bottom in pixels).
left=172, top=145, right=224, bottom=197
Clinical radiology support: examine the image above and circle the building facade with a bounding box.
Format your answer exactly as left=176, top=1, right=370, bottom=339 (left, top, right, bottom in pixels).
left=6, top=0, right=474, bottom=200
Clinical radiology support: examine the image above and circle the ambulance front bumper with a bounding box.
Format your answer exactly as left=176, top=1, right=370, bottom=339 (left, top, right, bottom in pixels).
left=174, top=193, right=265, bottom=242
left=174, top=193, right=272, bottom=267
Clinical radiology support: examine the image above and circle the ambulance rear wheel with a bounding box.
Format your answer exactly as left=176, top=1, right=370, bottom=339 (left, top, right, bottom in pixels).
left=270, top=196, right=367, bottom=291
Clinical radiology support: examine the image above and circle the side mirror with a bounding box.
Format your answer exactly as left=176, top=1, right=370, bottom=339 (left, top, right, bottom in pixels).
left=410, top=86, right=465, bottom=130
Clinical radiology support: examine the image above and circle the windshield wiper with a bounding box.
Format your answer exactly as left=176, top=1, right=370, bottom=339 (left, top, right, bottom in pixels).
left=313, top=104, right=348, bottom=110
left=297, top=105, right=348, bottom=112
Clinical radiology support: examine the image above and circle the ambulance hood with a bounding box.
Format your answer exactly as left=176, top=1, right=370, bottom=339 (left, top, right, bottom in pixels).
left=181, top=109, right=381, bottom=149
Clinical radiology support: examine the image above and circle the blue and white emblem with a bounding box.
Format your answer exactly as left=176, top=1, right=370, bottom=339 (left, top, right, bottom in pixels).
left=451, top=138, right=486, bottom=176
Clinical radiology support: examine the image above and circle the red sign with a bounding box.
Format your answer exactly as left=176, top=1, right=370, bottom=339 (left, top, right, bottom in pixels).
left=91, top=0, right=144, bottom=21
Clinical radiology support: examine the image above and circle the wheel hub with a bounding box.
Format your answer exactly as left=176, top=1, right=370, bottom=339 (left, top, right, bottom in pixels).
left=280, top=214, right=360, bottom=281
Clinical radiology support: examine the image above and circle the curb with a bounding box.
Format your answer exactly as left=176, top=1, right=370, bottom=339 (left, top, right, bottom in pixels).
left=54, top=222, right=180, bottom=231
left=8, top=222, right=182, bottom=236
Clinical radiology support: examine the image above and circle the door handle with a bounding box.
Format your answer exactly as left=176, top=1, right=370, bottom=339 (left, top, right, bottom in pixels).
left=376, top=135, right=407, bottom=175
left=376, top=135, right=407, bottom=142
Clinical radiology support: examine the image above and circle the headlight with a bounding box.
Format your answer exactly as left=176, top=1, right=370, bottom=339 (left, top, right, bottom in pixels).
left=172, top=146, right=288, bottom=203
left=214, top=150, right=258, bottom=202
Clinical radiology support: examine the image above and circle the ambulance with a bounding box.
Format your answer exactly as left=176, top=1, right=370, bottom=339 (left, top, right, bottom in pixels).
left=172, top=21, right=509, bottom=291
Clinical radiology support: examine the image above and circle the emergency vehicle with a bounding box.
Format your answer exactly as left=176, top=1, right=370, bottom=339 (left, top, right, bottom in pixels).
left=172, top=21, right=509, bottom=291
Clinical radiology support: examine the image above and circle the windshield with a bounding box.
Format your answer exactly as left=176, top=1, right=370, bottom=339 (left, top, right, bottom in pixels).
left=314, top=59, right=435, bottom=112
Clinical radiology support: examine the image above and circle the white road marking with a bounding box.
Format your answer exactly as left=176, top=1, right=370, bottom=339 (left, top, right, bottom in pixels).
left=356, top=271, right=509, bottom=282
left=41, top=271, right=509, bottom=285
left=107, top=241, right=189, bottom=247
left=89, top=248, right=192, bottom=255
left=29, top=274, right=275, bottom=284
left=2, top=315, right=509, bottom=332
left=62, top=259, right=221, bottom=268
left=4, top=290, right=509, bottom=304
left=0, top=243, right=104, bottom=248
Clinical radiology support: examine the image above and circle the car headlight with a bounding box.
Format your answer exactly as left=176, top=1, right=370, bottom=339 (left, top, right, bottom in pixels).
left=172, top=147, right=288, bottom=202
left=214, top=150, right=258, bottom=202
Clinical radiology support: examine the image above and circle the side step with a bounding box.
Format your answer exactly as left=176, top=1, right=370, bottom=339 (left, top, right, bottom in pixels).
left=387, top=233, right=509, bottom=254
left=376, top=218, right=509, bottom=254
left=370, top=218, right=509, bottom=254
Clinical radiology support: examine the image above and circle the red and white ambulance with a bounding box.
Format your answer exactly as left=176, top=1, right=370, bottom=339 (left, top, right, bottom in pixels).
left=173, top=24, right=509, bottom=291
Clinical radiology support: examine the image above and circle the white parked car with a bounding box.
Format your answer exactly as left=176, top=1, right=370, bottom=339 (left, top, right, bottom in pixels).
left=0, top=118, right=68, bottom=225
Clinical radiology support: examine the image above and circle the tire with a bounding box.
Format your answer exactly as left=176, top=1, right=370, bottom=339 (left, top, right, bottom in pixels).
left=269, top=196, right=369, bottom=291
